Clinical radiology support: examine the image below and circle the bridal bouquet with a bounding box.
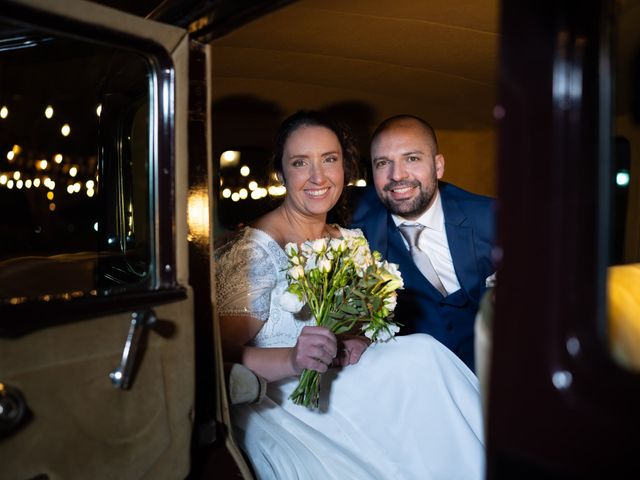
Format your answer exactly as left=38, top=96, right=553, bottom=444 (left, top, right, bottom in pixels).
left=283, top=231, right=403, bottom=408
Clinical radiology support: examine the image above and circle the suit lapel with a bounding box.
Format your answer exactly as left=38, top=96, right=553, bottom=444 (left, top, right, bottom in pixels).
left=441, top=189, right=480, bottom=300
left=368, top=205, right=389, bottom=257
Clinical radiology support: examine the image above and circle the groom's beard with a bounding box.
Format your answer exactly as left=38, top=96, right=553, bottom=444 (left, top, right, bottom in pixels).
left=381, top=179, right=436, bottom=219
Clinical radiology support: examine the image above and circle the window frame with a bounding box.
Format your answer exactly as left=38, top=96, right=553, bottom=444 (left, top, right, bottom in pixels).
left=0, top=2, right=185, bottom=337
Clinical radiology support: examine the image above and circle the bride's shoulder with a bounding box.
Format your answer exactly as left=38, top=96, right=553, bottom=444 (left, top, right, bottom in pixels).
left=214, top=228, right=284, bottom=286
left=335, top=225, right=365, bottom=239
left=214, top=227, right=278, bottom=261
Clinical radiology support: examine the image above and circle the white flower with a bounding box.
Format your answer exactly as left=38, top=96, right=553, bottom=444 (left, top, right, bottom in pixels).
left=284, top=243, right=302, bottom=265
left=279, top=290, right=305, bottom=313
left=329, top=237, right=346, bottom=253
left=311, top=238, right=327, bottom=253
left=384, top=293, right=397, bottom=312
left=385, top=261, right=402, bottom=281
left=285, top=242, right=299, bottom=257
left=363, top=323, right=375, bottom=340
left=375, top=260, right=403, bottom=291
left=351, top=244, right=373, bottom=274
left=363, top=322, right=400, bottom=342
left=377, top=323, right=400, bottom=342
left=318, top=257, right=332, bottom=273
left=289, top=265, right=304, bottom=280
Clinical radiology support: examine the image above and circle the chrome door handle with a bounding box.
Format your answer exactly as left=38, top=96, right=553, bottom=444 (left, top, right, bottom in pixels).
left=109, top=309, right=156, bottom=390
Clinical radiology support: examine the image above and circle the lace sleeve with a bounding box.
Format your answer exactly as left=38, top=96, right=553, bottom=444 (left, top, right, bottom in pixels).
left=215, top=235, right=278, bottom=322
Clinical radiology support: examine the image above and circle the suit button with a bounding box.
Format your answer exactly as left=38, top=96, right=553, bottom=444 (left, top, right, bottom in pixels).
left=446, top=323, right=454, bottom=331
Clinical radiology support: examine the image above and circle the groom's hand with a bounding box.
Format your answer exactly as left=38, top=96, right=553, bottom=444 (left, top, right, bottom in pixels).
left=291, top=326, right=338, bottom=374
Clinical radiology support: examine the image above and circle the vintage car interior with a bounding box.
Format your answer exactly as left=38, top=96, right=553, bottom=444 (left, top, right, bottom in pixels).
left=0, top=0, right=639, bottom=478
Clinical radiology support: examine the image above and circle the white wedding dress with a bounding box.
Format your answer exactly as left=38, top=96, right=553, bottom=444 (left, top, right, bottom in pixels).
left=215, top=227, right=485, bottom=480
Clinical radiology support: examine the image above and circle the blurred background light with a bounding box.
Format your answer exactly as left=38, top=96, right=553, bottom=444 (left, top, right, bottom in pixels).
left=187, top=188, right=210, bottom=242
left=221, top=150, right=240, bottom=165
left=616, top=170, right=630, bottom=187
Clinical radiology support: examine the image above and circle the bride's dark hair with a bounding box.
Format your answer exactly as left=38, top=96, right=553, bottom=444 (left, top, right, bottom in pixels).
left=270, top=110, right=360, bottom=225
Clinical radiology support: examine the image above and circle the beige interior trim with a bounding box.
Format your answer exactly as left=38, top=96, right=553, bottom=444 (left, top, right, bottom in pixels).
left=11, top=0, right=185, bottom=53
left=173, top=33, right=190, bottom=285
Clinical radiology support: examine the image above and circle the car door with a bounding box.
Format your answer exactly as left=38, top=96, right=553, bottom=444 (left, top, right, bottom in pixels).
left=0, top=1, right=197, bottom=478
left=487, top=0, right=640, bottom=477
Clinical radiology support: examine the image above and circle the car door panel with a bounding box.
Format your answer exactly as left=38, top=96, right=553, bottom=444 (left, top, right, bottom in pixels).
left=1, top=295, right=193, bottom=478
left=0, top=1, right=195, bottom=478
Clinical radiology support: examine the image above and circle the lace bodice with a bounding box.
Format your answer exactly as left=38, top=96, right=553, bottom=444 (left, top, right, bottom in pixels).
left=214, top=226, right=363, bottom=348
left=214, top=227, right=313, bottom=347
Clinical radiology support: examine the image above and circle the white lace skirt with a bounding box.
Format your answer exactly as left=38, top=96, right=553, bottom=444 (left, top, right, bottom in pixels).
left=232, top=334, right=485, bottom=480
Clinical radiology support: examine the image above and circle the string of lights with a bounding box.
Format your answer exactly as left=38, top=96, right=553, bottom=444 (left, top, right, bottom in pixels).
left=0, top=103, right=100, bottom=212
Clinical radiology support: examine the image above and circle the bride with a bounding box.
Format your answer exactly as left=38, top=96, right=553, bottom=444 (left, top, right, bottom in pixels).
left=215, top=111, right=484, bottom=479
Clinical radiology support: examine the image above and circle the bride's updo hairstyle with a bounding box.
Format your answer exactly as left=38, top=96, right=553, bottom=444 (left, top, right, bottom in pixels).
left=271, top=110, right=360, bottom=224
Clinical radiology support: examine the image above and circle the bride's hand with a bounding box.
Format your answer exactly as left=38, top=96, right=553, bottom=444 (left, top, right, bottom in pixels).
left=290, top=326, right=338, bottom=374
left=333, top=335, right=370, bottom=367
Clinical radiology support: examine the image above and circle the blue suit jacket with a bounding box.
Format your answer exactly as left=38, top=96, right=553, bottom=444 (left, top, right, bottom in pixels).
left=350, top=182, right=495, bottom=371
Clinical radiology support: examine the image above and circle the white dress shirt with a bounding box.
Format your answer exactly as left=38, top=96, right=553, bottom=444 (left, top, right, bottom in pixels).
left=392, top=190, right=461, bottom=295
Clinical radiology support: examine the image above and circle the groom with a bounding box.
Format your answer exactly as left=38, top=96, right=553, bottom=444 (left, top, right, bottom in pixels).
left=351, top=115, right=495, bottom=371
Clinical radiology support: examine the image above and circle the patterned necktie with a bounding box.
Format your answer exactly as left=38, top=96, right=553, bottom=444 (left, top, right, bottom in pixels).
left=398, top=223, right=447, bottom=296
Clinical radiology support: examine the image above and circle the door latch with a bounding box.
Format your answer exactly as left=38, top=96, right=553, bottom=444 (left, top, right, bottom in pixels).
left=0, top=382, right=28, bottom=438
left=109, top=309, right=156, bottom=390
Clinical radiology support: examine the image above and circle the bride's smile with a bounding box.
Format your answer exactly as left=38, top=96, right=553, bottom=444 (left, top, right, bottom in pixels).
left=305, top=186, right=330, bottom=197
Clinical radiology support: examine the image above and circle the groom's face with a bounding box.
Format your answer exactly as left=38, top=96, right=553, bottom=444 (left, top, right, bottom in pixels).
left=370, top=119, right=445, bottom=220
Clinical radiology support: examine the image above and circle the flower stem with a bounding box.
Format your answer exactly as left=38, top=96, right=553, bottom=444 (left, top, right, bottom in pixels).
left=289, top=368, right=321, bottom=408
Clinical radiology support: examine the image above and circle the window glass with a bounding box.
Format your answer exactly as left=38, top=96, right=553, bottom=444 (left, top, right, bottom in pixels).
left=0, top=20, right=153, bottom=303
